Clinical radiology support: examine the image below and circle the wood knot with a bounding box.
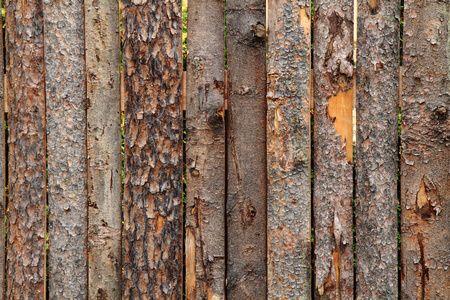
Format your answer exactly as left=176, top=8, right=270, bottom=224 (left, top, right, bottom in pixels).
left=434, top=106, right=448, bottom=121
left=247, top=205, right=257, bottom=218
left=251, top=22, right=265, bottom=38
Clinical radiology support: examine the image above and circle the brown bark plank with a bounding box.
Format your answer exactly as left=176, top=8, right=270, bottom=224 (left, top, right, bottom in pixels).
left=226, top=0, right=267, bottom=298
left=5, top=0, right=47, bottom=297
left=44, top=0, right=88, bottom=298
left=0, top=10, right=4, bottom=300
left=266, top=0, right=311, bottom=298
left=312, top=0, right=354, bottom=298
left=185, top=0, right=226, bottom=298
left=401, top=1, right=450, bottom=298
left=85, top=0, right=122, bottom=298
left=122, top=0, right=183, bottom=298
left=355, top=0, right=400, bottom=298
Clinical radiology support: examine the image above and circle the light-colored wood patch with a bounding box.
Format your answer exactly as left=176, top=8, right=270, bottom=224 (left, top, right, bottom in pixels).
left=416, top=178, right=428, bottom=209
left=186, top=228, right=196, bottom=298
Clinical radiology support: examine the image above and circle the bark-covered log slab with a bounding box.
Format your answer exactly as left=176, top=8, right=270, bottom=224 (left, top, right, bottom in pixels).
left=226, top=0, right=267, bottom=298
left=401, top=1, right=450, bottom=298
left=0, top=13, right=5, bottom=300
left=122, top=0, right=183, bottom=298
left=313, top=0, right=354, bottom=298
left=85, top=0, right=122, bottom=298
left=267, top=0, right=311, bottom=298
left=5, top=0, right=47, bottom=297
left=185, top=0, right=225, bottom=298
left=356, top=0, right=400, bottom=298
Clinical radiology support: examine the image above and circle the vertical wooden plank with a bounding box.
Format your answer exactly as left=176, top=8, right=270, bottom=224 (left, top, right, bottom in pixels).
left=122, top=0, right=183, bottom=297
left=355, top=0, right=400, bottom=298
left=0, top=8, right=5, bottom=300
left=401, top=1, right=450, bottom=298
left=312, top=0, right=354, bottom=298
left=266, top=0, right=311, bottom=298
left=185, top=0, right=225, bottom=298
left=226, top=0, right=267, bottom=298
left=5, top=0, right=47, bottom=297
left=85, top=0, right=122, bottom=298
left=44, top=0, right=87, bottom=297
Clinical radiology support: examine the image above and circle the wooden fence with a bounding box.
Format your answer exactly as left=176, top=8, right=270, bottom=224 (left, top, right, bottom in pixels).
left=0, top=0, right=448, bottom=299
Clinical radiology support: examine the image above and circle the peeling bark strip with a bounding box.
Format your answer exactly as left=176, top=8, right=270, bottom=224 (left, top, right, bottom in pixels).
left=401, top=1, right=450, bottom=298
left=122, top=0, right=183, bottom=298
left=0, top=14, right=5, bottom=300
left=266, top=0, right=311, bottom=298
left=313, top=0, right=354, bottom=298
left=226, top=0, right=267, bottom=297
left=5, top=0, right=47, bottom=297
left=185, top=0, right=226, bottom=298
left=85, top=0, right=122, bottom=298
left=355, top=0, right=399, bottom=298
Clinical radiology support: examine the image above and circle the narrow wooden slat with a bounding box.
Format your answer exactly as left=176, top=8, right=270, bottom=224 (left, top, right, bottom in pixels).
left=0, top=11, right=5, bottom=300
left=401, top=1, right=450, bottom=298
left=85, top=0, right=122, bottom=298
left=312, top=0, right=354, bottom=298
left=44, top=0, right=88, bottom=297
left=5, top=0, right=46, bottom=297
left=356, top=0, right=400, bottom=298
left=266, top=0, right=311, bottom=298
left=122, top=0, right=183, bottom=297
left=185, top=0, right=226, bottom=297
left=226, top=0, right=267, bottom=298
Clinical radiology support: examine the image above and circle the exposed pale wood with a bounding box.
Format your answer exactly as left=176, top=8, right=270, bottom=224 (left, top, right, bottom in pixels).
left=267, top=0, right=311, bottom=298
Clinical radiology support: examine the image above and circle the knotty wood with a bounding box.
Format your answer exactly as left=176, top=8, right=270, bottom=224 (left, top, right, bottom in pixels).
left=401, top=1, right=450, bottom=298
left=122, top=0, right=183, bottom=297
left=266, top=0, right=311, bottom=298
left=356, top=0, right=400, bottom=298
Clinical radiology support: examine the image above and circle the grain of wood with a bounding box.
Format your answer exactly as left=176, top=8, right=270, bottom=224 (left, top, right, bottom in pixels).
left=266, top=0, right=311, bottom=298
left=401, top=1, right=450, bottom=298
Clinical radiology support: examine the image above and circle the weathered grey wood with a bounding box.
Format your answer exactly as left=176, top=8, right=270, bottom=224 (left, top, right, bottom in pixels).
left=44, top=0, right=88, bottom=297
left=226, top=0, right=267, bottom=298
left=401, top=1, right=450, bottom=298
left=5, top=0, right=47, bottom=297
left=313, top=0, right=354, bottom=298
left=185, top=0, right=226, bottom=298
left=122, top=0, right=183, bottom=297
left=85, top=0, right=122, bottom=298
left=355, top=0, right=400, bottom=298
left=266, top=0, right=311, bottom=298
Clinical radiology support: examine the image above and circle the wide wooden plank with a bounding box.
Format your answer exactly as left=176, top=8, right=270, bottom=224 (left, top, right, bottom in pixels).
left=85, top=0, right=122, bottom=298
left=185, top=0, right=226, bottom=298
left=312, top=0, right=354, bottom=298
left=44, top=0, right=88, bottom=297
left=266, top=0, right=311, bottom=298
left=401, top=1, right=450, bottom=298
left=355, top=0, right=400, bottom=298
left=5, top=0, right=47, bottom=297
left=226, top=0, right=267, bottom=298
left=122, top=0, right=183, bottom=297
left=0, top=13, right=5, bottom=300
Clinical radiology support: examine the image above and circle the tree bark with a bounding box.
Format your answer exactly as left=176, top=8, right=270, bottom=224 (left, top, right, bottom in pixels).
left=0, top=13, right=5, bottom=300
left=122, top=0, right=183, bottom=298
left=401, top=1, right=450, bottom=298
left=266, top=0, right=311, bottom=298
left=355, top=0, right=400, bottom=298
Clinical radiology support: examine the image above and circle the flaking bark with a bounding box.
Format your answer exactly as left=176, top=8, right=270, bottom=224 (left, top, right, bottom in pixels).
left=0, top=14, right=5, bottom=300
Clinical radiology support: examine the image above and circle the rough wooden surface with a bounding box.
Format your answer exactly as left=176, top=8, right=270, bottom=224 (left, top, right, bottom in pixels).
left=44, top=0, right=88, bottom=298
left=122, top=0, right=183, bottom=297
left=226, top=0, right=267, bottom=298
left=266, top=0, right=311, bottom=298
left=356, top=0, right=400, bottom=298
left=0, top=14, right=5, bottom=300
left=185, top=0, right=225, bottom=298
left=401, top=1, right=450, bottom=298
left=313, top=0, right=354, bottom=298
left=85, top=0, right=122, bottom=298
left=5, top=0, right=47, bottom=297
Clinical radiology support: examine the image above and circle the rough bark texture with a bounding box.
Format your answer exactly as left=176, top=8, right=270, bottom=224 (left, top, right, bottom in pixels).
left=85, top=0, right=122, bottom=298
left=185, top=0, right=225, bottom=298
left=0, top=15, right=5, bottom=300
left=5, top=0, right=47, bottom=297
left=44, top=0, right=88, bottom=298
left=122, top=0, right=183, bottom=298
left=266, top=0, right=311, bottom=298
left=401, top=1, right=450, bottom=298
left=355, top=0, right=399, bottom=298
left=226, top=0, right=267, bottom=298
left=313, top=0, right=354, bottom=298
